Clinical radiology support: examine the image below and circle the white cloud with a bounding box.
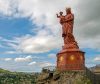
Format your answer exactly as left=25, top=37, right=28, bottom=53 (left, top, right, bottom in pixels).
left=28, top=61, right=36, bottom=66
left=38, top=62, right=55, bottom=68
left=0, top=0, right=100, bottom=53
left=4, top=51, right=18, bottom=54
left=18, top=35, right=61, bottom=53
left=0, top=0, right=15, bottom=16
left=4, top=58, right=12, bottom=61
left=4, top=33, right=62, bottom=53
left=94, top=56, right=100, bottom=61
left=14, top=0, right=100, bottom=52
left=14, top=55, right=32, bottom=62
left=48, top=53, right=56, bottom=58
left=32, top=56, right=41, bottom=59
left=0, top=0, right=77, bottom=54
left=0, top=0, right=11, bottom=15
left=28, top=61, right=55, bottom=68
left=77, top=36, right=100, bottom=50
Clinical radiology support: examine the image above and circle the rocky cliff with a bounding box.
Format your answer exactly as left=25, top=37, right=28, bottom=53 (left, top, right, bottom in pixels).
left=37, top=69, right=91, bottom=84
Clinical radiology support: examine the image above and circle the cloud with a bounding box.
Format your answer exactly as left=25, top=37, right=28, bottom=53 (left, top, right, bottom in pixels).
left=14, top=55, right=32, bottom=62
left=38, top=62, right=55, bottom=68
left=3, top=51, right=19, bottom=54
left=48, top=53, right=56, bottom=58
left=94, top=56, right=100, bottom=61
left=28, top=61, right=36, bottom=66
left=0, top=0, right=75, bottom=54
left=0, top=0, right=11, bottom=16
left=4, top=58, right=12, bottom=61
left=0, top=0, right=100, bottom=53
left=0, top=0, right=19, bottom=16
left=0, top=0, right=100, bottom=72
left=18, top=34, right=61, bottom=53
left=3, top=33, right=62, bottom=53
left=28, top=61, right=55, bottom=68
left=73, top=0, right=100, bottom=50
left=85, top=56, right=100, bottom=67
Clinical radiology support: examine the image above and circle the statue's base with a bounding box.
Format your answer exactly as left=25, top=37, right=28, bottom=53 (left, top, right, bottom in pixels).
left=57, top=49, right=85, bottom=71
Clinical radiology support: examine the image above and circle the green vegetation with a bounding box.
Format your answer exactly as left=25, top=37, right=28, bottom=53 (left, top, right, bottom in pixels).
left=37, top=69, right=92, bottom=84
left=0, top=68, right=38, bottom=84
left=0, top=68, right=10, bottom=73
left=0, top=68, right=96, bottom=84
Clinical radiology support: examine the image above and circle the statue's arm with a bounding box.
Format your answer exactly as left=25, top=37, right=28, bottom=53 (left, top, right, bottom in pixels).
left=56, top=14, right=60, bottom=18
left=65, top=14, right=74, bottom=21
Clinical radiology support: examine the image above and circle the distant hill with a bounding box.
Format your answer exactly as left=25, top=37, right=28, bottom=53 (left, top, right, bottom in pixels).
left=0, top=68, right=38, bottom=84
left=90, top=64, right=100, bottom=69
left=0, top=68, right=11, bottom=73
left=90, top=64, right=100, bottom=74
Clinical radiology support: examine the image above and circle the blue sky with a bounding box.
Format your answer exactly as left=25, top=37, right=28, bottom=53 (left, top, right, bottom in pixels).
left=0, top=0, right=100, bottom=72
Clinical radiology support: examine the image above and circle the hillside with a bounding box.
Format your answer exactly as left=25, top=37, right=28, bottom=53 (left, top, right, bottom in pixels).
left=0, top=68, right=11, bottom=73
left=90, top=64, right=100, bottom=75
left=0, top=67, right=100, bottom=84
left=0, top=68, right=38, bottom=84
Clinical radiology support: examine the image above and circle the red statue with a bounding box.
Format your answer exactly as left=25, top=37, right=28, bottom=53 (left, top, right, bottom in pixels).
left=57, top=8, right=74, bottom=37
left=57, top=8, right=79, bottom=49
left=56, top=7, right=85, bottom=71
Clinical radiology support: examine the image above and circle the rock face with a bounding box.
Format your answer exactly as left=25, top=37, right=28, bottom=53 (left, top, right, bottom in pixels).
left=36, top=69, right=91, bottom=84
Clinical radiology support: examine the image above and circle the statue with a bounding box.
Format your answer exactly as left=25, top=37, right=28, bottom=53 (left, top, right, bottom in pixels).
left=57, top=8, right=74, bottom=37
left=57, top=8, right=79, bottom=49
left=56, top=7, right=85, bottom=71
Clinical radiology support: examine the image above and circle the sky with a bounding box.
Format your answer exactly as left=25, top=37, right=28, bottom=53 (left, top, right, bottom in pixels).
left=0, top=0, right=100, bottom=72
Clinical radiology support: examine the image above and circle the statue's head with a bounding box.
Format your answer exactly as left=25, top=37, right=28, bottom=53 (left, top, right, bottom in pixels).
left=66, top=7, right=71, bottom=14
left=59, top=11, right=63, bottom=15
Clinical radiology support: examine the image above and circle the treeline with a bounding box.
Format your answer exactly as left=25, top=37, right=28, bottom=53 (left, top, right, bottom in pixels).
left=0, top=68, right=39, bottom=84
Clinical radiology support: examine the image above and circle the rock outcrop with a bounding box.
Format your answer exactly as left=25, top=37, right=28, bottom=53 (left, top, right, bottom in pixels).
left=37, top=69, right=91, bottom=84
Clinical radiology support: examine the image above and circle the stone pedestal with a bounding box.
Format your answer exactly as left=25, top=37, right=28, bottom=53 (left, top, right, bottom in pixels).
left=57, top=49, right=85, bottom=71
